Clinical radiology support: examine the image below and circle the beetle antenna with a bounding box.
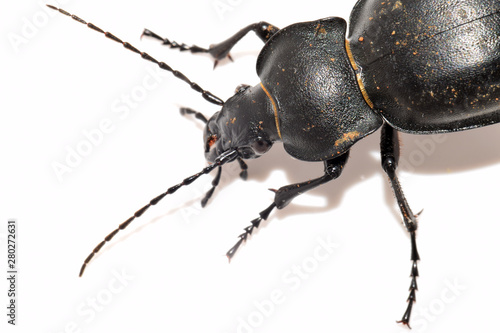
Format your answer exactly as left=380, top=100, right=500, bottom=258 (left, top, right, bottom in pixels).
left=179, top=107, right=208, bottom=124
left=79, top=149, right=239, bottom=277
left=46, top=5, right=224, bottom=106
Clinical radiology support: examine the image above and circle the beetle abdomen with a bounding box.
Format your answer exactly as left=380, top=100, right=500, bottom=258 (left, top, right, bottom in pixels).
left=348, top=0, right=500, bottom=133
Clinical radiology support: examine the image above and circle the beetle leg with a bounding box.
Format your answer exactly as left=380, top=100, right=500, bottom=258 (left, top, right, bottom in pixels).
left=201, top=166, right=222, bottom=207
left=380, top=123, right=420, bottom=328
left=199, top=159, right=248, bottom=206
left=141, top=29, right=209, bottom=53
left=236, top=158, right=248, bottom=181
left=226, top=151, right=349, bottom=260
left=142, top=22, right=279, bottom=68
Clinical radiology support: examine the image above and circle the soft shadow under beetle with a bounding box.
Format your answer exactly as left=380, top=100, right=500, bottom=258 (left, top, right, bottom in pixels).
left=48, top=0, right=500, bottom=327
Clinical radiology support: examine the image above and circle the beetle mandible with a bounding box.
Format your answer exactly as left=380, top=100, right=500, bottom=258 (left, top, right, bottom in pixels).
left=47, top=0, right=500, bottom=327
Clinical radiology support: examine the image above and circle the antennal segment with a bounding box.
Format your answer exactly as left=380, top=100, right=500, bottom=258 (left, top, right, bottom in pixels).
left=180, top=107, right=208, bottom=124
left=46, top=5, right=224, bottom=106
left=78, top=149, right=239, bottom=277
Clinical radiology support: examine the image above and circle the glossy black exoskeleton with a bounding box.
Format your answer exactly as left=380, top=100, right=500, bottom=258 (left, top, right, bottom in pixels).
left=48, top=0, right=500, bottom=326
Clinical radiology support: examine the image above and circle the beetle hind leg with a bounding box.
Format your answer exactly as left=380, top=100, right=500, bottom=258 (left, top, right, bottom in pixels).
left=380, top=123, right=420, bottom=327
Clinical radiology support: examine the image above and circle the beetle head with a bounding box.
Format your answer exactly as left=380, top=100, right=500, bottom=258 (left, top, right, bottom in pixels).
left=204, top=83, right=279, bottom=163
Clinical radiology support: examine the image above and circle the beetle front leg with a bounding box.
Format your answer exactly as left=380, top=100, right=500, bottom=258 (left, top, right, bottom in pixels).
left=142, top=22, right=279, bottom=67
left=380, top=123, right=420, bottom=328
left=226, top=151, right=349, bottom=260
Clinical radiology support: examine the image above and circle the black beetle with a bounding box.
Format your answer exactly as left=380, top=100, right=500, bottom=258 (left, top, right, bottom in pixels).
left=47, top=0, right=500, bottom=327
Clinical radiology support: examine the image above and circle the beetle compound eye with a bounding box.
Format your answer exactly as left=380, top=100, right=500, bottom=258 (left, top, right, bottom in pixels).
left=235, top=84, right=251, bottom=94
left=251, top=139, right=271, bottom=155
left=205, top=134, right=218, bottom=152
left=208, top=134, right=218, bottom=147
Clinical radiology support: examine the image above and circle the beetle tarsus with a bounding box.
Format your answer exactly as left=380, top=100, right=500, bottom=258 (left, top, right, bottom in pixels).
left=226, top=203, right=276, bottom=261
left=142, top=22, right=279, bottom=68
left=141, top=29, right=209, bottom=54
left=397, top=267, right=418, bottom=327
left=396, top=288, right=415, bottom=328
left=398, top=233, right=420, bottom=326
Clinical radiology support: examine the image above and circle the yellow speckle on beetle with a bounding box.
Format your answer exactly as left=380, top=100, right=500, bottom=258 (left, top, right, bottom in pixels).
left=335, top=131, right=361, bottom=146
left=315, top=24, right=327, bottom=35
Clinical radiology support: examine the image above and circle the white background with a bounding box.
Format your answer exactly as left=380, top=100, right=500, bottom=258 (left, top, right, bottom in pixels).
left=2, top=0, right=500, bottom=332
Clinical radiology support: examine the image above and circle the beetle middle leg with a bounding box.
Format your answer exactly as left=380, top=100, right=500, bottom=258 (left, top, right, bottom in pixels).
left=226, top=151, right=350, bottom=260
left=380, top=123, right=420, bottom=327
left=142, top=22, right=280, bottom=67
